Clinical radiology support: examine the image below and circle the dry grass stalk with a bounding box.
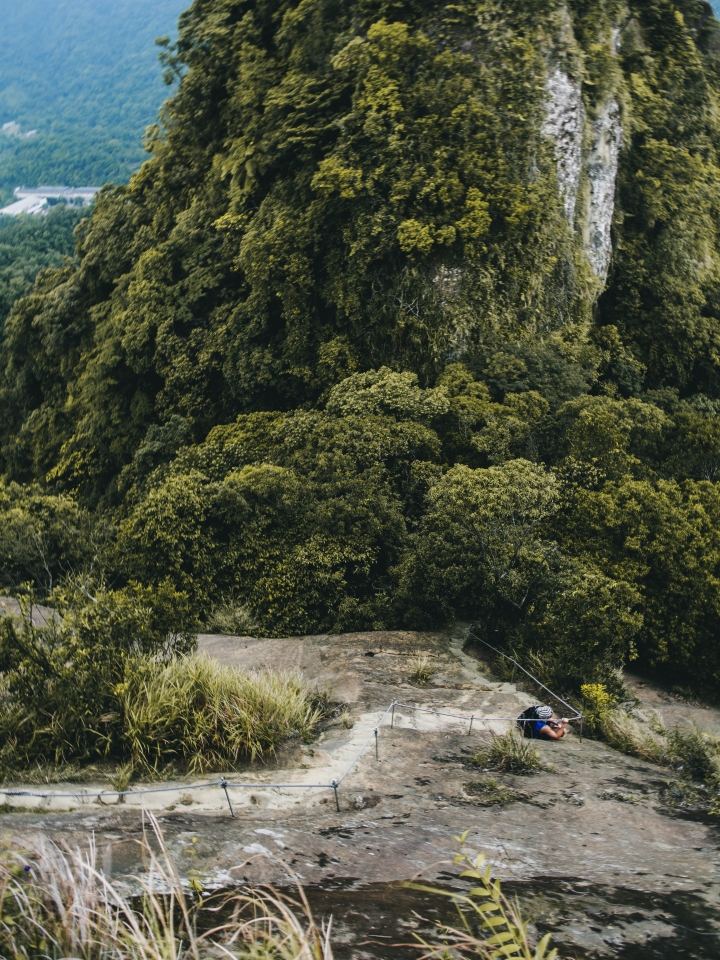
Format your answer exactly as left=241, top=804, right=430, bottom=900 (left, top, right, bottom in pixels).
left=0, top=813, right=333, bottom=960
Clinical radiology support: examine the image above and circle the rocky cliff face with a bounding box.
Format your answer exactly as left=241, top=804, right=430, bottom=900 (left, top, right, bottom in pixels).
left=543, top=67, right=585, bottom=230
left=585, top=97, right=623, bottom=281
left=543, top=18, right=623, bottom=286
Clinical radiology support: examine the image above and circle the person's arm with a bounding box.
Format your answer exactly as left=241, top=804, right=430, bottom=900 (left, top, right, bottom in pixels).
left=539, top=720, right=568, bottom=740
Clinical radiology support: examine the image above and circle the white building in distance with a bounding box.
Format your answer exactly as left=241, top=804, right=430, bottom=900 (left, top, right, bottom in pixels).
left=0, top=185, right=100, bottom=217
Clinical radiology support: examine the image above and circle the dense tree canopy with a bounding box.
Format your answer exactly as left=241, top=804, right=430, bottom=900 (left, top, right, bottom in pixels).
left=2, top=0, right=720, bottom=695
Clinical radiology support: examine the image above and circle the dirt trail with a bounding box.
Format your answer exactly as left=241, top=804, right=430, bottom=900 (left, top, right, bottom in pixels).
left=2, top=629, right=720, bottom=958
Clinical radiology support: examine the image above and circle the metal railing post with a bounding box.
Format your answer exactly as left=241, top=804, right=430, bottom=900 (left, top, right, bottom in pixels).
left=220, top=778, right=236, bottom=819
left=468, top=715, right=474, bottom=735
left=331, top=780, right=340, bottom=812
left=375, top=727, right=379, bottom=760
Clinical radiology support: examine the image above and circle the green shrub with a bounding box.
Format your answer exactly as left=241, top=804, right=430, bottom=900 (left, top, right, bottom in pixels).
left=121, top=655, right=324, bottom=773
left=471, top=730, right=543, bottom=775
left=401, top=461, right=642, bottom=690
left=580, top=683, right=666, bottom=764
left=666, top=724, right=720, bottom=785
left=0, top=583, right=196, bottom=772
left=205, top=600, right=260, bottom=637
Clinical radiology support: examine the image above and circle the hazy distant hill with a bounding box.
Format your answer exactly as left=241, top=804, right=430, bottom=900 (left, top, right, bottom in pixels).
left=0, top=0, right=186, bottom=203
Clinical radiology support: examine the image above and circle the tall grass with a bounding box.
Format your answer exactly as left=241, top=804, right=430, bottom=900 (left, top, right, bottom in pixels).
left=582, top=684, right=720, bottom=812
left=122, top=654, right=324, bottom=774
left=0, top=819, right=554, bottom=960
left=0, top=654, right=326, bottom=779
left=0, top=814, right=332, bottom=960
left=580, top=684, right=667, bottom=764
left=471, top=731, right=543, bottom=775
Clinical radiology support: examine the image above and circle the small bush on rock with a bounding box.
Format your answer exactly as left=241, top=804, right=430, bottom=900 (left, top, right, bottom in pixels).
left=471, top=730, right=543, bottom=775
left=122, top=655, right=324, bottom=773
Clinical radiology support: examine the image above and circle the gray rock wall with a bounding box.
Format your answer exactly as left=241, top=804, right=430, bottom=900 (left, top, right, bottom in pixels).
left=585, top=98, right=622, bottom=282
left=543, top=37, right=623, bottom=285
left=542, top=68, right=585, bottom=229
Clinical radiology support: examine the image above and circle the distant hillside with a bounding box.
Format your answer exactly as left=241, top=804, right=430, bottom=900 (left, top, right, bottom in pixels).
left=0, top=0, right=187, bottom=203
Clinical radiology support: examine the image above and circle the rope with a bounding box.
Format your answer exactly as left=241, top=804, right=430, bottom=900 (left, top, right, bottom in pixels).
left=222, top=782, right=332, bottom=790
left=335, top=701, right=396, bottom=787
left=657, top=916, right=720, bottom=937
left=392, top=702, right=582, bottom=723
left=0, top=649, right=580, bottom=805
left=1, top=781, right=225, bottom=800
left=466, top=629, right=582, bottom=720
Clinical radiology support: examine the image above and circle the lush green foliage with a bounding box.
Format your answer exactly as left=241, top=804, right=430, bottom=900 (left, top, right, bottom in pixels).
left=2, top=1, right=720, bottom=698
left=0, top=585, right=197, bottom=771
left=0, top=589, right=323, bottom=773
left=0, top=0, right=186, bottom=203
left=0, top=209, right=82, bottom=338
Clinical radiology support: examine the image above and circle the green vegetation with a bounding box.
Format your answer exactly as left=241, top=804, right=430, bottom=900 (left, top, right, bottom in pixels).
left=0, top=592, right=323, bottom=776
left=0, top=820, right=556, bottom=960
left=1, top=0, right=720, bottom=715
left=122, top=655, right=324, bottom=773
left=464, top=777, right=527, bottom=806
left=0, top=0, right=186, bottom=203
left=471, top=731, right=544, bottom=775
left=0, top=209, right=82, bottom=337
left=581, top=683, right=720, bottom=810
left=410, top=653, right=435, bottom=685
left=580, top=683, right=667, bottom=763
left=411, top=839, right=558, bottom=959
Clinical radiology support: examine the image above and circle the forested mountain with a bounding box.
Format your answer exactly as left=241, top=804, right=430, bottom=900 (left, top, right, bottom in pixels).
left=2, top=0, right=720, bottom=697
left=0, top=0, right=186, bottom=202
left=0, top=208, right=81, bottom=336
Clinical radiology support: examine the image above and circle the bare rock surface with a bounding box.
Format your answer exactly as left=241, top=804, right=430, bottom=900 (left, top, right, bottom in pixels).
left=2, top=629, right=720, bottom=957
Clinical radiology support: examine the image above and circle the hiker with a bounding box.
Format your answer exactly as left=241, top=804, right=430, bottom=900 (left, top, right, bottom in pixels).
left=516, top=705, right=569, bottom=740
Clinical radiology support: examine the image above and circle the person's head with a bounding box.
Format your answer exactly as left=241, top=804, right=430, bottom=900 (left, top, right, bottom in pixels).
left=536, top=705, right=553, bottom=722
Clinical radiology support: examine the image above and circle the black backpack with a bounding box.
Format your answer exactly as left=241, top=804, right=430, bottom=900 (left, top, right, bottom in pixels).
left=516, top=706, right=541, bottom=738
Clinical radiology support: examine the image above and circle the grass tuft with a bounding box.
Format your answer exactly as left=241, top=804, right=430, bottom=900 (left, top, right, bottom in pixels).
left=470, top=730, right=543, bottom=775
left=410, top=653, right=434, bottom=686
left=464, top=777, right=527, bottom=806
left=122, top=654, right=324, bottom=774
left=205, top=599, right=260, bottom=636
